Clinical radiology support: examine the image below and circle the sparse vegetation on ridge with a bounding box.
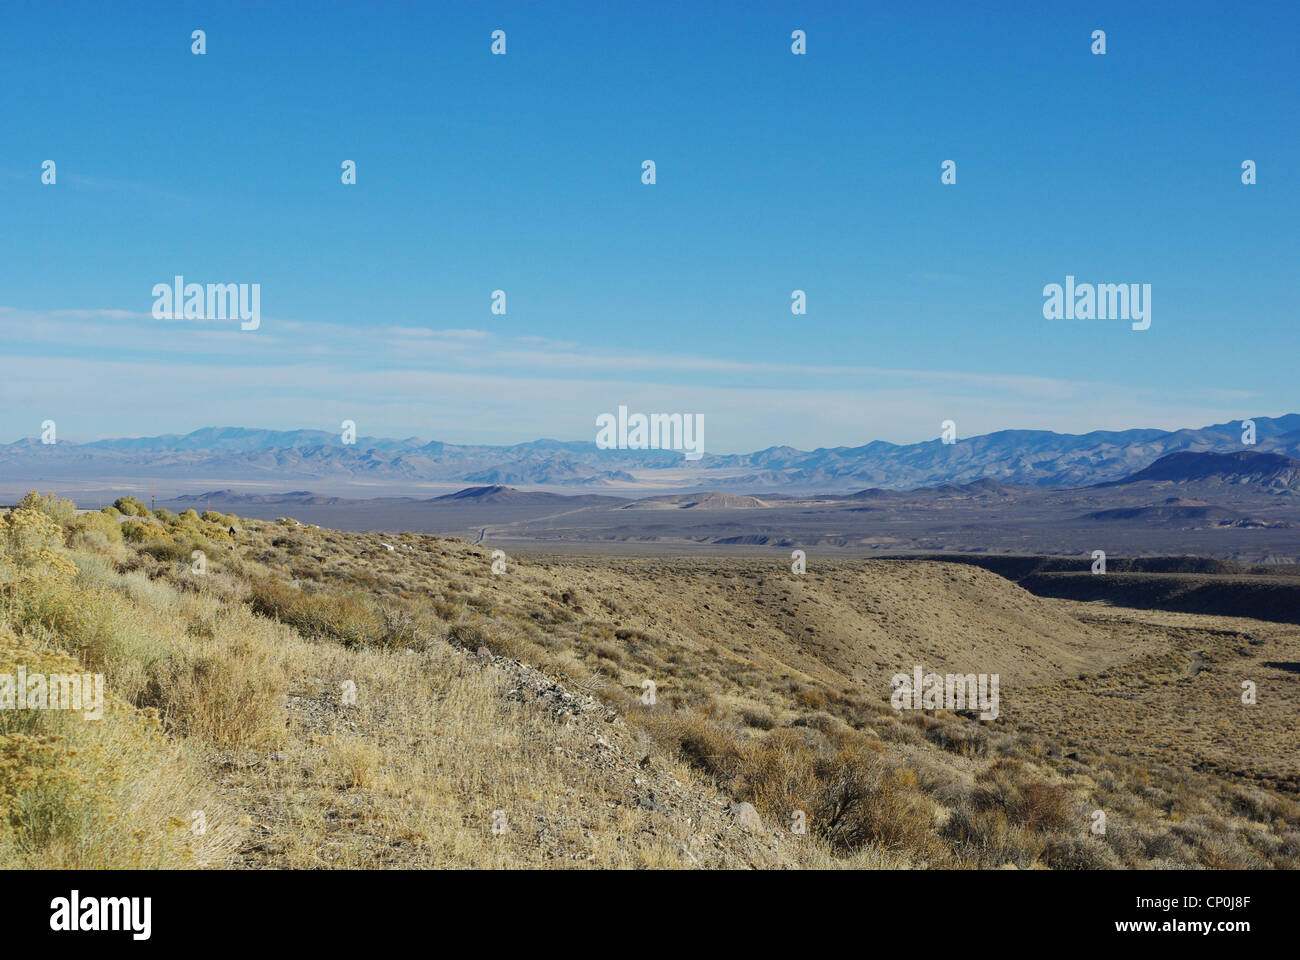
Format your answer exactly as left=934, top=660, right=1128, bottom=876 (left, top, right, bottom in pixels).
left=1, top=491, right=1297, bottom=869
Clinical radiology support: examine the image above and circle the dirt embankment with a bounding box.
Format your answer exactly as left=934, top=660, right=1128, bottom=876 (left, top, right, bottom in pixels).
left=892, top=554, right=1300, bottom=625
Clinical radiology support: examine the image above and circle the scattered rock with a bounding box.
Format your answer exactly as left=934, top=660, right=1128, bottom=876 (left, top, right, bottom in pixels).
left=637, top=793, right=667, bottom=814
left=730, top=802, right=763, bottom=832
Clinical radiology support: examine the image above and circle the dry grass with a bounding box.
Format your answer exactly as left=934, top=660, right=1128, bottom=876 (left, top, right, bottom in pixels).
left=0, top=623, right=238, bottom=869
left=1, top=492, right=1297, bottom=869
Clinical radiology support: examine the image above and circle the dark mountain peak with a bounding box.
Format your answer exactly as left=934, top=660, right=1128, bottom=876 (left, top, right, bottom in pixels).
left=844, top=487, right=903, bottom=500
left=435, top=485, right=523, bottom=501
left=173, top=489, right=240, bottom=502
left=962, top=477, right=1023, bottom=495
left=172, top=489, right=347, bottom=505
left=1107, top=450, right=1300, bottom=487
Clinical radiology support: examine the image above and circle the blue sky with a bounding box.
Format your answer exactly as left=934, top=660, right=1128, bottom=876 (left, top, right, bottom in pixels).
left=1, top=0, right=1295, bottom=452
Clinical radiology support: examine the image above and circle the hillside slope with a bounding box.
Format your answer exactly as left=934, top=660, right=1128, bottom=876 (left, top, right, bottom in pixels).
left=3, top=493, right=1297, bottom=869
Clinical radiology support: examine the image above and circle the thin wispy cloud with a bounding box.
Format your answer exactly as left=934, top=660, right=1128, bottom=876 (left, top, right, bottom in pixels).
left=0, top=327, right=1263, bottom=451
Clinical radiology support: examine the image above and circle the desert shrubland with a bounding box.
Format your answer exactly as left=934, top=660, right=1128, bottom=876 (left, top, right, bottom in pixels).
left=1, top=492, right=1296, bottom=869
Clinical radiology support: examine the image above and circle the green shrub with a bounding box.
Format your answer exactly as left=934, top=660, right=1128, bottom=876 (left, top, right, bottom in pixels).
left=65, top=511, right=123, bottom=544
left=140, top=540, right=194, bottom=564
left=16, top=491, right=77, bottom=526
left=112, top=497, right=149, bottom=518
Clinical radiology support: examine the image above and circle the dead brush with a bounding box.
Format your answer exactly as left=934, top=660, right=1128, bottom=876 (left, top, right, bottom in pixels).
left=378, top=605, right=432, bottom=650
left=922, top=718, right=991, bottom=757
left=1010, top=781, right=1074, bottom=833
left=942, top=803, right=1048, bottom=868
left=809, top=748, right=943, bottom=858
left=972, top=760, right=1074, bottom=833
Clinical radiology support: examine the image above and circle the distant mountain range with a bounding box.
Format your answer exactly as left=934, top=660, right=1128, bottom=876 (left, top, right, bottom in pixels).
left=173, top=449, right=1300, bottom=508
left=4, top=415, right=1298, bottom=494
left=152, top=450, right=1300, bottom=562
